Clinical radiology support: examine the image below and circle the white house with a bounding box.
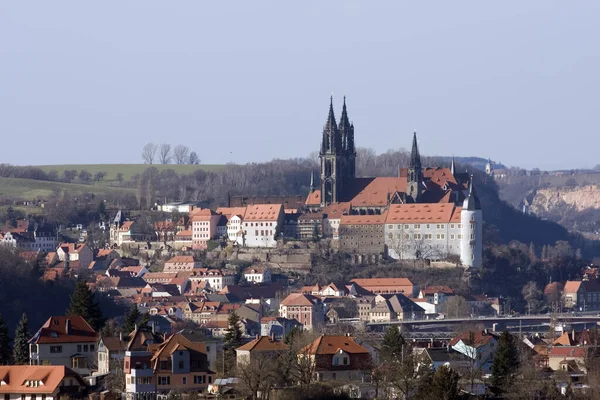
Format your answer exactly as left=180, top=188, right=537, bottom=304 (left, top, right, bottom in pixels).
left=189, top=268, right=236, bottom=291
left=242, top=204, right=284, bottom=248
left=243, top=266, right=272, bottom=283
left=449, top=331, right=498, bottom=374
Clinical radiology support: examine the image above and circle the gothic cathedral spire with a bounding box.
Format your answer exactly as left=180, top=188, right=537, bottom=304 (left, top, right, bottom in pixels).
left=406, top=131, right=423, bottom=203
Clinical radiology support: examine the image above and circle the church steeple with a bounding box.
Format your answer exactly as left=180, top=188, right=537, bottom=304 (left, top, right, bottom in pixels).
left=321, top=96, right=339, bottom=154
left=406, top=131, right=423, bottom=203
left=450, top=156, right=456, bottom=176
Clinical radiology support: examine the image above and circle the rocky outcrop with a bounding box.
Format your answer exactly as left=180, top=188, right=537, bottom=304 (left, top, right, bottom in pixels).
left=530, top=185, right=600, bottom=214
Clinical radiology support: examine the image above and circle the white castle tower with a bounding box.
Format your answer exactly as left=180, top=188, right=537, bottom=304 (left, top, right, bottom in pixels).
left=460, top=178, right=483, bottom=268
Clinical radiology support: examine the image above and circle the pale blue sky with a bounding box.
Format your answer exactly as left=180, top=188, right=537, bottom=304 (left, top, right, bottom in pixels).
left=1, top=1, right=599, bottom=170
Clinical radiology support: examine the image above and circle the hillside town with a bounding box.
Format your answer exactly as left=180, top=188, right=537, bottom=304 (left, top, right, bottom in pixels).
left=0, top=99, right=600, bottom=400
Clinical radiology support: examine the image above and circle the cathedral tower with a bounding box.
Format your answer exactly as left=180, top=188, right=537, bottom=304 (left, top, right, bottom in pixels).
left=319, top=96, right=356, bottom=206
left=406, top=131, right=423, bottom=203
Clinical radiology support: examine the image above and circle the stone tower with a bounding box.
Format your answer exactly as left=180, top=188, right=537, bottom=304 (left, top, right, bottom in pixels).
left=406, top=131, right=423, bottom=203
left=319, top=96, right=356, bottom=206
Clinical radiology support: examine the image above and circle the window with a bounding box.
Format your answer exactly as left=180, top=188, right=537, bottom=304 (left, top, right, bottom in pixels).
left=404, top=224, right=409, bottom=229
left=182, top=377, right=187, bottom=385
left=334, top=357, right=339, bottom=366
left=178, top=360, right=184, bottom=369
left=83, top=345, right=89, bottom=352
left=388, top=225, right=393, bottom=229
left=77, top=345, right=82, bottom=352
left=158, top=376, right=171, bottom=385
left=450, top=224, right=455, bottom=229
left=50, top=345, right=62, bottom=353
left=414, top=224, right=421, bottom=229
left=343, top=357, right=348, bottom=365
left=208, top=376, right=212, bottom=384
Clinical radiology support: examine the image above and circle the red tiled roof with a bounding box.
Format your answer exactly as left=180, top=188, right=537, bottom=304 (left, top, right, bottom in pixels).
left=236, top=336, right=289, bottom=352
left=281, top=293, right=320, bottom=306
left=305, top=190, right=321, bottom=206
left=0, top=366, right=85, bottom=394
left=449, top=331, right=495, bottom=348
left=548, top=347, right=586, bottom=358
left=30, top=316, right=97, bottom=344
left=385, top=203, right=461, bottom=224
left=302, top=335, right=369, bottom=355
left=351, top=278, right=413, bottom=287
left=244, top=204, right=283, bottom=221
left=564, top=281, right=582, bottom=294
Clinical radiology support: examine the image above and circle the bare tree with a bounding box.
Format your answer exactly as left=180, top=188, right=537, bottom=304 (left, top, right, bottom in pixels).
left=173, top=145, right=190, bottom=165
left=236, top=353, right=279, bottom=400
left=159, top=144, right=172, bottom=164
left=141, top=143, right=158, bottom=164
left=188, top=151, right=200, bottom=165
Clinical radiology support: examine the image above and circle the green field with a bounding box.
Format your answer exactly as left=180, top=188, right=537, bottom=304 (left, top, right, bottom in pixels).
left=35, top=164, right=224, bottom=182
left=0, top=177, right=134, bottom=200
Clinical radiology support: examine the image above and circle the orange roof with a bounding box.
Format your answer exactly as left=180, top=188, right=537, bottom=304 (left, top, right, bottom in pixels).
left=351, top=278, right=414, bottom=288
left=244, top=204, right=283, bottom=221
left=96, top=248, right=115, bottom=257
left=58, top=242, right=88, bottom=254
left=150, top=333, right=207, bottom=364
left=385, top=203, right=461, bottom=224
left=421, top=286, right=455, bottom=295
left=553, top=332, right=576, bottom=346
left=216, top=207, right=247, bottom=219
left=340, top=212, right=387, bottom=226
left=564, top=281, right=582, bottom=294
left=305, top=190, right=321, bottom=206
left=191, top=208, right=217, bottom=221
left=0, top=366, right=85, bottom=394
left=548, top=347, right=586, bottom=358
left=348, top=177, right=406, bottom=206
left=31, top=316, right=97, bottom=344
left=236, top=336, right=289, bottom=352
left=175, top=230, right=192, bottom=237
left=120, top=221, right=134, bottom=231
left=322, top=202, right=352, bottom=219
left=302, top=335, right=369, bottom=355
left=449, top=331, right=496, bottom=348
left=544, top=282, right=564, bottom=295
left=280, top=293, right=320, bottom=306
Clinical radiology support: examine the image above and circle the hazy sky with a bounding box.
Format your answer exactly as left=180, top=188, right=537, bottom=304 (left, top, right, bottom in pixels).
left=1, top=2, right=599, bottom=170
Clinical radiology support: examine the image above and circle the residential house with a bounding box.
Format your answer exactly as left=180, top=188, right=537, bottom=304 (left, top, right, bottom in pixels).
left=0, top=366, right=87, bottom=400
left=260, top=317, right=302, bottom=339
left=449, top=331, right=499, bottom=374
left=56, top=243, right=94, bottom=270
left=301, top=335, right=372, bottom=382
left=154, top=217, right=188, bottom=242
left=418, top=286, right=455, bottom=305
left=297, top=212, right=324, bottom=240
left=29, top=316, right=98, bottom=377
left=421, top=348, right=472, bottom=371
left=189, top=269, right=236, bottom=291
left=548, top=347, right=587, bottom=373
left=243, top=267, right=272, bottom=283
left=174, top=230, right=193, bottom=249
left=93, top=248, right=121, bottom=270
left=563, top=280, right=600, bottom=311
left=220, top=282, right=284, bottom=312
left=368, top=294, right=425, bottom=322
left=350, top=278, right=417, bottom=297
left=279, top=293, right=325, bottom=331
left=190, top=208, right=221, bottom=250
left=97, top=336, right=127, bottom=374
left=163, top=255, right=202, bottom=272
left=216, top=207, right=247, bottom=243
left=241, top=204, right=284, bottom=248
left=235, top=336, right=289, bottom=366
left=124, top=333, right=216, bottom=397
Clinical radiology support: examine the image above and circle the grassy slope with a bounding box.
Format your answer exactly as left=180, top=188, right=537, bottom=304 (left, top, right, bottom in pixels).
left=0, top=177, right=134, bottom=199
left=35, top=164, right=224, bottom=182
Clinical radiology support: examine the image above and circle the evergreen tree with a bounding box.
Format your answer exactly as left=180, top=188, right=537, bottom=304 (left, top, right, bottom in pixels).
left=430, top=365, right=460, bottom=400
left=491, top=331, right=519, bottom=392
left=381, top=325, right=406, bottom=362
left=13, top=313, right=30, bottom=365
left=223, top=312, right=243, bottom=349
left=529, top=242, right=537, bottom=262
left=123, top=304, right=140, bottom=334
left=0, top=314, right=11, bottom=365
left=67, top=280, right=105, bottom=331
left=139, top=312, right=150, bottom=328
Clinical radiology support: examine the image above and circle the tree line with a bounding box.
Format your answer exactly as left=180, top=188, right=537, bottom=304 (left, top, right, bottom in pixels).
left=141, top=143, right=200, bottom=165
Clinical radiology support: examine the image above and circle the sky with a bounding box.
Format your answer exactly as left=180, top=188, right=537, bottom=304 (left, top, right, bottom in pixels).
left=1, top=1, right=599, bottom=170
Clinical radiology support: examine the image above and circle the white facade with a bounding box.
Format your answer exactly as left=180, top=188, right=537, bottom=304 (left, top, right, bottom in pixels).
left=1, top=232, right=57, bottom=252
left=460, top=208, right=483, bottom=268
left=243, top=220, right=280, bottom=248
left=385, top=222, right=464, bottom=261
left=243, top=268, right=271, bottom=283
left=227, top=215, right=244, bottom=244
left=30, top=341, right=97, bottom=376
left=189, top=271, right=236, bottom=291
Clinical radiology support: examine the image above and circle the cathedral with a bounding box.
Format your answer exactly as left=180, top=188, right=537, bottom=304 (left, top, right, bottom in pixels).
left=304, top=97, right=483, bottom=268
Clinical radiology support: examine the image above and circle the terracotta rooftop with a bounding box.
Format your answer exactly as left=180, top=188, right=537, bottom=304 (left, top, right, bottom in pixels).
left=563, top=281, right=582, bottom=293
left=385, top=203, right=461, bottom=224
left=216, top=207, right=248, bottom=219
left=244, top=204, right=283, bottom=221
left=30, top=316, right=97, bottom=344
left=305, top=190, right=321, bottom=206
left=449, top=331, right=496, bottom=348
left=236, top=336, right=289, bottom=352
left=280, top=293, right=321, bottom=306
left=351, top=278, right=414, bottom=287
left=0, top=366, right=85, bottom=394
left=340, top=212, right=387, bottom=225
left=165, top=255, right=199, bottom=264
left=302, top=335, right=369, bottom=355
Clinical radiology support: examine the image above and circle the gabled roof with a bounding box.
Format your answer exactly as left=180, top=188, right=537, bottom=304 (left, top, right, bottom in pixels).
left=302, top=335, right=369, bottom=355
left=305, top=190, right=321, bottom=206
left=30, top=316, right=97, bottom=344
left=564, top=281, right=582, bottom=294
left=449, top=331, right=497, bottom=348
left=100, top=336, right=127, bottom=352
left=236, top=336, right=289, bottom=352
left=126, top=326, right=164, bottom=351
left=150, top=333, right=207, bottom=366
left=165, top=255, right=199, bottom=264
left=548, top=347, right=586, bottom=358
left=280, top=293, right=321, bottom=306
left=0, top=366, right=86, bottom=394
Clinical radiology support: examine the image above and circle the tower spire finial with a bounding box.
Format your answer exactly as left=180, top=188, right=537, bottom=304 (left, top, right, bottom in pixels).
left=310, top=171, right=315, bottom=193
left=451, top=155, right=456, bottom=175
left=410, top=131, right=421, bottom=169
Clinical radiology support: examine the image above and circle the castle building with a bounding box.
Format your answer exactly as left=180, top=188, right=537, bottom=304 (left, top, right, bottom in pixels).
left=305, top=97, right=483, bottom=268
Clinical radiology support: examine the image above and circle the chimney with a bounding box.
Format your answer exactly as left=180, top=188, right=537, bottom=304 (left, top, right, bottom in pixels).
left=271, top=333, right=276, bottom=342
left=572, top=329, right=576, bottom=343
left=65, top=319, right=71, bottom=335
left=256, top=334, right=259, bottom=340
